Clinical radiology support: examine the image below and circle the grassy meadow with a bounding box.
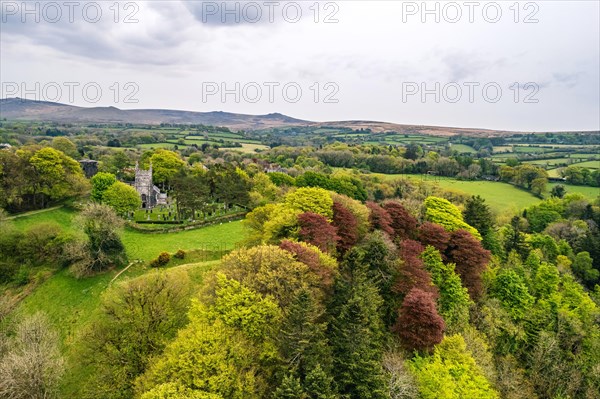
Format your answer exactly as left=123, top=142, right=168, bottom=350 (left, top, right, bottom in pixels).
left=373, top=173, right=599, bottom=213
left=11, top=206, right=244, bottom=261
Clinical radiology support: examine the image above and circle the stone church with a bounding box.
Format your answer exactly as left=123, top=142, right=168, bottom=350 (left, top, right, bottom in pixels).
left=134, top=162, right=167, bottom=209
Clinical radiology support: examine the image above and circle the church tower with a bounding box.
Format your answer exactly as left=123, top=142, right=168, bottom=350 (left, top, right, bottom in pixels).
left=134, top=162, right=155, bottom=208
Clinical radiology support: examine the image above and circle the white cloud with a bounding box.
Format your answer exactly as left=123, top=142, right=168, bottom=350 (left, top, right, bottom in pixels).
left=1, top=0, right=598, bottom=131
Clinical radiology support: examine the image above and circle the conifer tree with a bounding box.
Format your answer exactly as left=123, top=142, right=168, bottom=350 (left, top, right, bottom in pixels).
left=421, top=246, right=472, bottom=333
left=463, top=195, right=494, bottom=237
left=303, top=364, right=336, bottom=399
left=329, top=249, right=388, bottom=398
left=278, top=290, right=331, bottom=379
left=273, top=375, right=305, bottom=399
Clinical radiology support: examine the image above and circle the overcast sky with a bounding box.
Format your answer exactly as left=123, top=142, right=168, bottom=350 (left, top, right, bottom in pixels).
left=1, top=0, right=599, bottom=131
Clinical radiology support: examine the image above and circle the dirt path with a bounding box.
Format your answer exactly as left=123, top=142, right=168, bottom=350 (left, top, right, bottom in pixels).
left=6, top=205, right=64, bottom=220
left=109, top=260, right=145, bottom=285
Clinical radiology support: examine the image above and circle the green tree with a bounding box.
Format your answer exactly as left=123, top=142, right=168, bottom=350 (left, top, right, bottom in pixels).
left=513, top=164, right=548, bottom=191
left=278, top=290, right=331, bottom=380
left=29, top=147, right=88, bottom=208
left=249, top=172, right=278, bottom=207
left=99, top=151, right=132, bottom=179
left=146, top=149, right=185, bottom=188
left=572, top=251, right=599, bottom=287
left=550, top=184, right=566, bottom=198
left=171, top=171, right=211, bottom=219
left=490, top=269, right=534, bottom=320
left=51, top=136, right=78, bottom=158
left=525, top=199, right=564, bottom=233
left=138, top=274, right=282, bottom=399
left=408, top=335, right=499, bottom=399
left=67, top=203, right=127, bottom=277
left=503, top=216, right=530, bottom=260
left=103, top=181, right=141, bottom=216
left=285, top=187, right=334, bottom=218
left=211, top=166, right=251, bottom=208
left=423, top=196, right=481, bottom=239
left=329, top=250, right=388, bottom=399
left=527, top=234, right=559, bottom=263
left=462, top=195, right=494, bottom=238
left=273, top=375, right=305, bottom=399
left=91, top=172, right=117, bottom=202
left=421, top=246, right=472, bottom=333
left=140, top=383, right=222, bottom=399
left=303, top=364, right=336, bottom=399
left=532, top=262, right=560, bottom=299
left=530, top=177, right=548, bottom=197
left=221, top=245, right=326, bottom=307
left=80, top=272, right=191, bottom=399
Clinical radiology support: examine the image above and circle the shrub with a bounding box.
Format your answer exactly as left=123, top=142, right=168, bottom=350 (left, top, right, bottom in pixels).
left=150, top=252, right=171, bottom=268
left=68, top=204, right=127, bottom=277
left=174, top=250, right=186, bottom=259
left=13, top=267, right=30, bottom=286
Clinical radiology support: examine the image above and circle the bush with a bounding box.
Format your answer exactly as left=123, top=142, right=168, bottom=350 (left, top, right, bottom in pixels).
left=158, top=252, right=171, bottom=265
left=151, top=252, right=171, bottom=267
left=0, top=261, right=16, bottom=284
left=68, top=204, right=127, bottom=278
left=174, top=250, right=186, bottom=259
left=14, top=267, right=30, bottom=286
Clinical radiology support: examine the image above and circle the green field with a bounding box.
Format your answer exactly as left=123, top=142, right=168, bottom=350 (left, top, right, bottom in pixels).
left=573, top=160, right=600, bottom=169
left=123, top=221, right=243, bottom=261
left=547, top=168, right=562, bottom=178
left=527, top=158, right=574, bottom=167
left=234, top=143, right=269, bottom=153
left=450, top=144, right=477, bottom=153
left=11, top=206, right=245, bottom=262
left=513, top=146, right=549, bottom=153
left=548, top=183, right=599, bottom=199
left=373, top=173, right=599, bottom=212
left=12, top=206, right=78, bottom=233
left=136, top=142, right=179, bottom=149
left=570, top=153, right=600, bottom=159
left=377, top=174, right=541, bottom=212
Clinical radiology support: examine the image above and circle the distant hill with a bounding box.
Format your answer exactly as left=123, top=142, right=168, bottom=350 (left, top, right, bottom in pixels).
left=1, top=98, right=597, bottom=137
left=0, top=98, right=309, bottom=131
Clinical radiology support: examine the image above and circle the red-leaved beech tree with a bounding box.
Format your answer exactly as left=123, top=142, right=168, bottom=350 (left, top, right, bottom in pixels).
left=366, top=201, right=394, bottom=237
left=417, top=222, right=451, bottom=255
left=393, top=240, right=438, bottom=299
left=445, top=229, right=491, bottom=300
left=383, top=201, right=418, bottom=240
left=331, top=201, right=359, bottom=254
left=394, top=288, right=445, bottom=352
left=280, top=240, right=337, bottom=290
left=297, top=212, right=339, bottom=253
